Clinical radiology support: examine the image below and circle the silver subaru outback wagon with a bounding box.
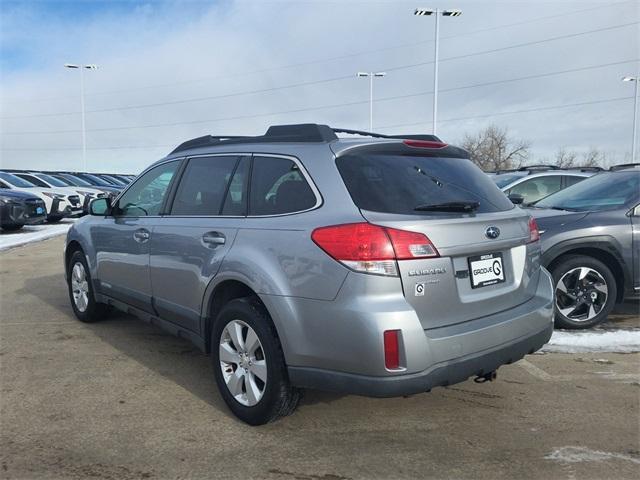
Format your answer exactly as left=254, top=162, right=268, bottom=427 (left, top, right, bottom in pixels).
left=64, top=124, right=554, bottom=425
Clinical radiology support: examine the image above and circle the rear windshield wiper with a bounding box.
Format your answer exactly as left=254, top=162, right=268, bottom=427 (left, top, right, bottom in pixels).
left=414, top=201, right=480, bottom=213
left=548, top=206, right=581, bottom=212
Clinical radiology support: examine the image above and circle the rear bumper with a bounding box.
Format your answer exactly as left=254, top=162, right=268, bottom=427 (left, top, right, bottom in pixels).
left=283, top=268, right=554, bottom=397
left=289, top=323, right=552, bottom=397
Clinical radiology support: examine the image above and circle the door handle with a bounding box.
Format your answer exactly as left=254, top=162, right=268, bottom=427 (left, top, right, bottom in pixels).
left=202, top=231, right=225, bottom=247
left=133, top=228, right=150, bottom=243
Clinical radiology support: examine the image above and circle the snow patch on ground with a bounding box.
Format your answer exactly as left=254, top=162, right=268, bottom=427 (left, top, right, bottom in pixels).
left=543, top=329, right=640, bottom=354
left=0, top=221, right=74, bottom=251
left=545, top=446, right=640, bottom=465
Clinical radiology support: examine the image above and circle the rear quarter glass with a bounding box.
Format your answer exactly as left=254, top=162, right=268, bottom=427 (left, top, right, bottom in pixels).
left=336, top=154, right=514, bottom=215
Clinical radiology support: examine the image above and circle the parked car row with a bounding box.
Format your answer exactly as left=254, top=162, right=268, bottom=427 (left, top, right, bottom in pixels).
left=0, top=170, right=135, bottom=231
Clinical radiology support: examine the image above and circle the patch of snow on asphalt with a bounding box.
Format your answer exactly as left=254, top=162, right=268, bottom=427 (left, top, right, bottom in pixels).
left=545, top=446, right=640, bottom=465
left=543, top=329, right=640, bottom=354
left=0, top=221, right=74, bottom=251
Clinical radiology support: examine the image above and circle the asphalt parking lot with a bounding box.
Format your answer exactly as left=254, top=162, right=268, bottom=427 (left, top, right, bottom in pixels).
left=1, top=236, right=639, bottom=480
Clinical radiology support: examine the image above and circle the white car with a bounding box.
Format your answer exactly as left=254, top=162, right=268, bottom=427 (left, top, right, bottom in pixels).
left=15, top=172, right=106, bottom=214
left=0, top=172, right=82, bottom=222
left=490, top=166, right=598, bottom=205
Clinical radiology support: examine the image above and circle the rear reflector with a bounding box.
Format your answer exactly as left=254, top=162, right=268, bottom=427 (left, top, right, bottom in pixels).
left=384, top=330, right=401, bottom=370
left=528, top=217, right=540, bottom=243
left=311, top=223, right=439, bottom=276
left=403, top=139, right=448, bottom=149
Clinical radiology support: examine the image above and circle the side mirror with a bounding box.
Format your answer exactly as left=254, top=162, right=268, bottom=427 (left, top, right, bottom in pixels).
left=89, top=197, right=111, bottom=216
left=508, top=193, right=525, bottom=205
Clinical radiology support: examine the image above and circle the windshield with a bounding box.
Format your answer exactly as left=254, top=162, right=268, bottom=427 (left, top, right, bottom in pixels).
left=103, top=175, right=127, bottom=185
left=0, top=172, right=36, bottom=188
left=36, top=173, right=68, bottom=188
left=337, top=154, right=513, bottom=215
left=79, top=173, right=112, bottom=187
left=536, top=171, right=639, bottom=211
left=491, top=173, right=526, bottom=188
left=60, top=174, right=93, bottom=187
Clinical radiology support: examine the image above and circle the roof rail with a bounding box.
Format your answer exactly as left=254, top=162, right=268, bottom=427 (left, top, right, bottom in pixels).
left=170, top=124, right=338, bottom=154
left=573, top=166, right=603, bottom=172
left=609, top=163, right=640, bottom=171
left=170, top=123, right=446, bottom=155
left=517, top=164, right=561, bottom=172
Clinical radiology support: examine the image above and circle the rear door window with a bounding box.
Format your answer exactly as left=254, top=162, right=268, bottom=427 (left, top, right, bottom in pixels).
left=221, top=157, right=250, bottom=216
left=336, top=154, right=513, bottom=215
left=171, top=156, right=241, bottom=216
left=564, top=175, right=586, bottom=187
left=249, top=156, right=317, bottom=215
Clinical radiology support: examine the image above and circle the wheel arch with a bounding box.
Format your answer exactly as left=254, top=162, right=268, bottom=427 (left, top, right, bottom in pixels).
left=64, top=240, right=84, bottom=279
left=543, top=237, right=627, bottom=303
left=202, top=278, right=275, bottom=355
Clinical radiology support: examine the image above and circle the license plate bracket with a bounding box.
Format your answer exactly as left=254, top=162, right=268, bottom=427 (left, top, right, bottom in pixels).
left=468, top=252, right=505, bottom=289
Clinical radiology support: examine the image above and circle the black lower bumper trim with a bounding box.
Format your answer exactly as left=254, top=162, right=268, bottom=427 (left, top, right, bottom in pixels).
left=288, top=324, right=553, bottom=397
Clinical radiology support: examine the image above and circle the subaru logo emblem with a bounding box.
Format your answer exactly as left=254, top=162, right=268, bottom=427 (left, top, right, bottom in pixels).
left=485, top=226, right=500, bottom=239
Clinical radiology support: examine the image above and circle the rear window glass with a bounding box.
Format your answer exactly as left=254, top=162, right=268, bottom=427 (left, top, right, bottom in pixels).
left=337, top=154, right=513, bottom=215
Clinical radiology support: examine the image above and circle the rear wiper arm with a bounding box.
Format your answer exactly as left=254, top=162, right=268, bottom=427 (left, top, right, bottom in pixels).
left=549, top=206, right=580, bottom=212
left=414, top=201, right=480, bottom=213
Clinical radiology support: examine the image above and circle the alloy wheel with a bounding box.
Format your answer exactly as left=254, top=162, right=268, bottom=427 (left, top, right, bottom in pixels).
left=71, top=262, right=90, bottom=313
left=219, top=319, right=267, bottom=407
left=555, top=267, right=608, bottom=323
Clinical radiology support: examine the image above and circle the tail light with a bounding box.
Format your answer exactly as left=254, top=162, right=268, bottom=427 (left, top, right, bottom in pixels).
left=383, top=330, right=401, bottom=370
left=528, top=217, right=540, bottom=243
left=311, top=222, right=438, bottom=276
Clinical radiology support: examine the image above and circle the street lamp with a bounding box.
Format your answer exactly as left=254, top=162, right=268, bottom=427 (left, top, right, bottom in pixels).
left=414, top=8, right=462, bottom=135
left=622, top=76, right=639, bottom=163
left=356, top=72, right=386, bottom=131
left=64, top=63, right=98, bottom=172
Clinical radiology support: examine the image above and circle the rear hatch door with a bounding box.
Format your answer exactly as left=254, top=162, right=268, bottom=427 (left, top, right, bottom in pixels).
left=335, top=143, right=540, bottom=330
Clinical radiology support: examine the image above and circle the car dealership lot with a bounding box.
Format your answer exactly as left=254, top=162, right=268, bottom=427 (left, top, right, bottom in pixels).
left=1, top=236, right=639, bottom=480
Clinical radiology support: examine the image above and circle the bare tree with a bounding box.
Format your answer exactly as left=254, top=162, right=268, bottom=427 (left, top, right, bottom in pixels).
left=461, top=125, right=530, bottom=171
left=581, top=147, right=606, bottom=167
left=548, top=147, right=606, bottom=168
left=553, top=147, right=578, bottom=168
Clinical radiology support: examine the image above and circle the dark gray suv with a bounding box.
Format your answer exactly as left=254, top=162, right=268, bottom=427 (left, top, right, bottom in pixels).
left=64, top=124, right=554, bottom=425
left=530, top=167, right=640, bottom=329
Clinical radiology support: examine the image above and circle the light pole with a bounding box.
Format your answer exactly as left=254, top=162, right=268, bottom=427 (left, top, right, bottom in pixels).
left=622, top=75, right=639, bottom=163
left=414, top=8, right=462, bottom=135
left=356, top=72, right=386, bottom=131
left=64, top=63, right=98, bottom=172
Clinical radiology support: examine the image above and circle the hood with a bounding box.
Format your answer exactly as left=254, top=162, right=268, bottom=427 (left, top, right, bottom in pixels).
left=0, top=189, right=42, bottom=201
left=527, top=207, right=589, bottom=231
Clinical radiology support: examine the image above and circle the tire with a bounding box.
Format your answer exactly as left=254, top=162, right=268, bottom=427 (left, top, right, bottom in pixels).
left=67, top=250, right=109, bottom=323
left=211, top=297, right=300, bottom=425
left=550, top=255, right=617, bottom=329
left=1, top=224, right=23, bottom=231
